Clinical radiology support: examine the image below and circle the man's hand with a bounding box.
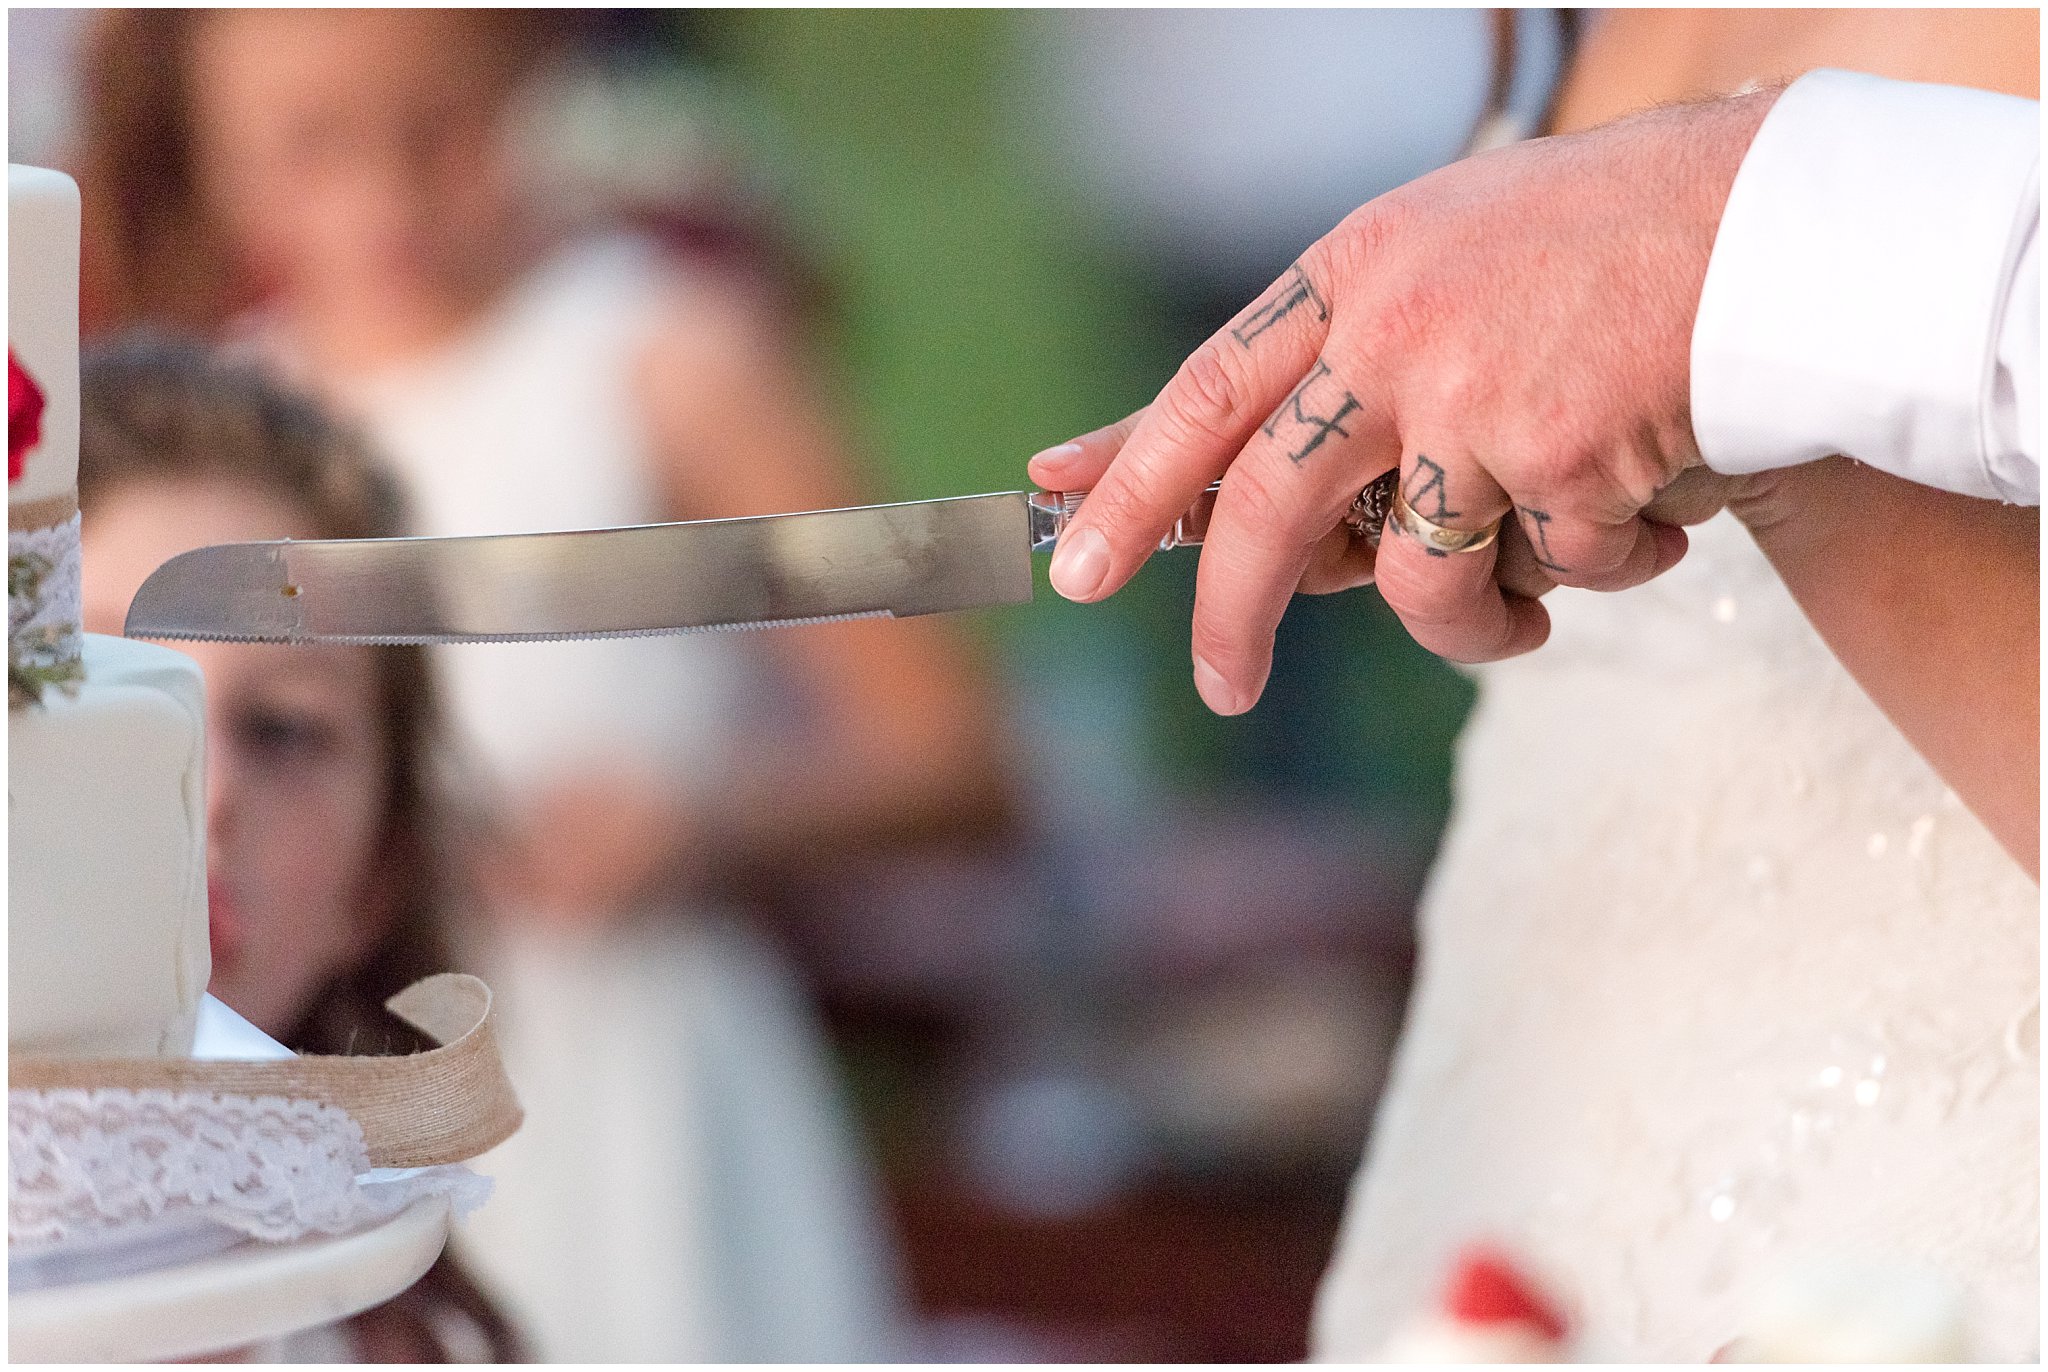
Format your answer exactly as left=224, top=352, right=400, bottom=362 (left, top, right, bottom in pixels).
left=1028, top=89, right=1779, bottom=714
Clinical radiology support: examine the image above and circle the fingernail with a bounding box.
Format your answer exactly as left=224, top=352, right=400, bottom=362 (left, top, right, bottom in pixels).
left=1193, top=655, right=1243, bottom=715
left=1049, top=527, right=1111, bottom=601
left=1028, top=442, right=1084, bottom=473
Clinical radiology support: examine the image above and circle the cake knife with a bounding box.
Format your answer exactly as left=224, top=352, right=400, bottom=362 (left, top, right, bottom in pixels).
left=125, top=473, right=1396, bottom=646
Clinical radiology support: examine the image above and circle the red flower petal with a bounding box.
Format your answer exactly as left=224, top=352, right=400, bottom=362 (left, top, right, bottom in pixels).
left=9, top=349, right=46, bottom=483
left=1443, top=1245, right=1569, bottom=1341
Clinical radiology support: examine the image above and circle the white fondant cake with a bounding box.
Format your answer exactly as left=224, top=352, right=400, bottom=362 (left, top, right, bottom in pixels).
left=8, top=163, right=211, bottom=1057
left=10, top=636, right=211, bottom=1056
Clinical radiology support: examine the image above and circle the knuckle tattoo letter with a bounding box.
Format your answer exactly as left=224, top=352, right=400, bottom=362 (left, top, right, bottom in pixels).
left=1516, top=505, right=1568, bottom=573
left=1403, top=454, right=1460, bottom=524
left=1231, top=263, right=1329, bottom=350
left=1262, top=360, right=1362, bottom=466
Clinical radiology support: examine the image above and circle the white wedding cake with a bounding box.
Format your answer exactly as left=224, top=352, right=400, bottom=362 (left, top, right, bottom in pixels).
left=8, top=163, right=211, bottom=1058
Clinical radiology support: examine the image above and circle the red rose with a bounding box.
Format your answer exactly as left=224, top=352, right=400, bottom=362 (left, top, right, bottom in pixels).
left=9, top=349, right=46, bottom=483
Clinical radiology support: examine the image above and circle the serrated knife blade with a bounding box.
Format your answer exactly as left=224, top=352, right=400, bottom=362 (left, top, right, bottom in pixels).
left=123, top=475, right=1394, bottom=646
left=124, top=491, right=1054, bottom=646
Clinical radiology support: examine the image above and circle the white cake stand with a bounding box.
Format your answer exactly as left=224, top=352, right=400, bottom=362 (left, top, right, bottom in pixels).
left=11, top=996, right=469, bottom=1361
left=9, top=1194, right=453, bottom=1363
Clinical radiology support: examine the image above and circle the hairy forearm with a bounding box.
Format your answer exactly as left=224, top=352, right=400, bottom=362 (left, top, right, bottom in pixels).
left=1732, top=457, right=2039, bottom=877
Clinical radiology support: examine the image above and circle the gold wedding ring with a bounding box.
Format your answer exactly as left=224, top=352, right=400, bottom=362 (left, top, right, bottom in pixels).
left=1389, top=485, right=1501, bottom=554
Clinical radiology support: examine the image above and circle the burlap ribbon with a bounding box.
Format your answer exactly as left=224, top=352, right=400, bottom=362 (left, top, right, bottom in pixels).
left=9, top=491, right=78, bottom=532
left=8, top=974, right=521, bottom=1168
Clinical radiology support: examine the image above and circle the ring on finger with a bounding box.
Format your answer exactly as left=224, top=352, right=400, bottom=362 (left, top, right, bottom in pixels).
left=1389, top=485, right=1502, bottom=554
left=1343, top=470, right=1399, bottom=546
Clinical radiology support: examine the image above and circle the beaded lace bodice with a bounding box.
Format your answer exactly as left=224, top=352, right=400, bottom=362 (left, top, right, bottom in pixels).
left=1314, top=513, right=2038, bottom=1360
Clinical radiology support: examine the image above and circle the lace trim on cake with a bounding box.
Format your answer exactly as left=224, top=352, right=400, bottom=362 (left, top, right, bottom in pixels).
left=9, top=512, right=83, bottom=706
left=8, top=1087, right=489, bottom=1249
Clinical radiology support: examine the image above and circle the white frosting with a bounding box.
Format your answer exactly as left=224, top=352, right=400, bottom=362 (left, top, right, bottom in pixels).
left=9, top=634, right=211, bottom=1057
left=8, top=164, right=80, bottom=511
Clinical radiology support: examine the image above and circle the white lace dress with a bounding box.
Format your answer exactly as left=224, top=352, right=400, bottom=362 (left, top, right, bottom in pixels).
left=1312, top=512, right=2038, bottom=1360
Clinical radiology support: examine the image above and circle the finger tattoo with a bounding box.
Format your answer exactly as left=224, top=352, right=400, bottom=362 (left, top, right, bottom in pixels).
left=1232, top=262, right=1329, bottom=350
left=1262, top=360, right=1363, bottom=465
left=1516, top=505, right=1569, bottom=572
left=1404, top=455, right=1460, bottom=524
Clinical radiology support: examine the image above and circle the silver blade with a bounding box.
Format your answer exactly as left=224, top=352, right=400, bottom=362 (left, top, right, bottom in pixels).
left=125, top=492, right=1037, bottom=645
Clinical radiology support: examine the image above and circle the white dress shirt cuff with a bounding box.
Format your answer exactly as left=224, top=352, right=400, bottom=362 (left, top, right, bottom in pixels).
left=1692, top=69, right=2041, bottom=505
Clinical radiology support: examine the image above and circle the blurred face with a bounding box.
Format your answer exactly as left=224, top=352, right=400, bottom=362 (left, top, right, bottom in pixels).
left=184, top=8, right=529, bottom=313
left=84, top=478, right=394, bottom=1035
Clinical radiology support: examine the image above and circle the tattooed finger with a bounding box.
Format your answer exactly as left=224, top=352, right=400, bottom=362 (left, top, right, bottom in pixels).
left=1261, top=360, right=1366, bottom=467
left=1493, top=517, right=1558, bottom=600
left=1042, top=254, right=1340, bottom=603
left=1231, top=262, right=1330, bottom=351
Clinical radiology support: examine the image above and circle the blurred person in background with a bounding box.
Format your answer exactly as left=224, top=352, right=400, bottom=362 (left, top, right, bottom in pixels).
left=68, top=7, right=1016, bottom=1360
left=77, top=338, right=525, bottom=1363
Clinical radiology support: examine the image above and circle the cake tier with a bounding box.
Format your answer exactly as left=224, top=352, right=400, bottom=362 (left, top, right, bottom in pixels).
left=9, top=164, right=80, bottom=514
left=10, top=634, right=211, bottom=1057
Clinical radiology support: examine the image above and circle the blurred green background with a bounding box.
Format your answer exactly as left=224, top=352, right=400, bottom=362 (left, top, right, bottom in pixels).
left=705, top=9, right=1472, bottom=838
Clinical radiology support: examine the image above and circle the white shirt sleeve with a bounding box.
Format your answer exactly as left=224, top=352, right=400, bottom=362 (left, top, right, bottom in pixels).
left=1692, top=69, right=2040, bottom=506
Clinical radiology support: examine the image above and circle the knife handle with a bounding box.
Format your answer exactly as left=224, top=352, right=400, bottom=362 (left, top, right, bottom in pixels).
left=1028, top=470, right=1396, bottom=554
left=1026, top=484, right=1217, bottom=553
